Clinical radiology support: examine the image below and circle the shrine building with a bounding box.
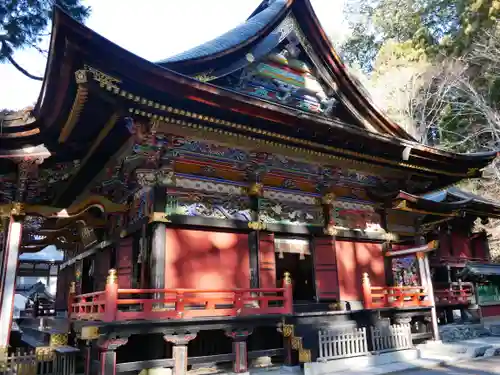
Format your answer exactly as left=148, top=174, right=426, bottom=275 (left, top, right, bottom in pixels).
left=1, top=1, right=500, bottom=374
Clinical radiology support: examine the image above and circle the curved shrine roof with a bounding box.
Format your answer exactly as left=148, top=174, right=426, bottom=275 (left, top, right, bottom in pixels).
left=2, top=0, right=499, bottom=207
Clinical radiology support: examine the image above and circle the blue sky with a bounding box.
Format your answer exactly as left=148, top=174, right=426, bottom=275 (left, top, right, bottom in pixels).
left=0, top=0, right=348, bottom=110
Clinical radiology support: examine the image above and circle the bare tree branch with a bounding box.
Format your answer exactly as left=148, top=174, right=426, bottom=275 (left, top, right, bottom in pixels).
left=1, top=40, right=43, bottom=81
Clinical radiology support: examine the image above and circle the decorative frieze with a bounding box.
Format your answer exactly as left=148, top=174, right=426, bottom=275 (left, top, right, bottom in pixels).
left=175, top=177, right=245, bottom=196
left=263, top=189, right=318, bottom=205
left=332, top=201, right=384, bottom=232
left=165, top=189, right=251, bottom=221
left=259, top=198, right=323, bottom=226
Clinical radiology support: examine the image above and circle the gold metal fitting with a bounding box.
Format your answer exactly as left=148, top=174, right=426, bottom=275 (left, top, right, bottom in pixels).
left=106, top=269, right=118, bottom=284
left=283, top=272, right=292, bottom=285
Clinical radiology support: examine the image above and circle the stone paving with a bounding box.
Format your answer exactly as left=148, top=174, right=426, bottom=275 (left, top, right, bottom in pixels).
left=390, top=356, right=500, bottom=374
left=439, top=323, right=492, bottom=343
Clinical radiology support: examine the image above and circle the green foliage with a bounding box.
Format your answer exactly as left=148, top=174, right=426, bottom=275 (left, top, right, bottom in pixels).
left=0, top=0, right=90, bottom=62
left=341, top=0, right=499, bottom=71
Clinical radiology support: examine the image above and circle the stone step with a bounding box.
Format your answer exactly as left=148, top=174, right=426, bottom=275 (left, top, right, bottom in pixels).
left=489, top=324, right=500, bottom=336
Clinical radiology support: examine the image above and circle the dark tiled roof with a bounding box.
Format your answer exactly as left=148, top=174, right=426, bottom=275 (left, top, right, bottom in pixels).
left=424, top=187, right=499, bottom=207
left=158, top=0, right=287, bottom=63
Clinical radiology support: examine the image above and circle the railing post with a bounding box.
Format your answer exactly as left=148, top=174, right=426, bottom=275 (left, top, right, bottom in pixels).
left=67, top=282, right=76, bottom=318
left=103, top=269, right=118, bottom=322
left=175, top=292, right=185, bottom=319
left=362, top=273, right=372, bottom=309
left=283, top=272, right=293, bottom=314
left=458, top=278, right=465, bottom=302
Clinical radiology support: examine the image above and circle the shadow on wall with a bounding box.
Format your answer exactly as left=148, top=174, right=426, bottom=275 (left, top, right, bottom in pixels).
left=165, top=228, right=250, bottom=289
left=336, top=240, right=385, bottom=302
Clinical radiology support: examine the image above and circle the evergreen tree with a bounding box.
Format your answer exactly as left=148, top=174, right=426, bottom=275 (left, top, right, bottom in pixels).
left=0, top=0, right=90, bottom=80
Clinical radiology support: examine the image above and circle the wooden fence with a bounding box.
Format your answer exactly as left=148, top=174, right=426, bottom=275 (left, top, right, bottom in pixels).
left=0, top=350, right=52, bottom=375
left=318, top=327, right=369, bottom=361
left=0, top=348, right=77, bottom=375
left=370, top=324, right=412, bottom=353
left=317, top=324, right=413, bottom=362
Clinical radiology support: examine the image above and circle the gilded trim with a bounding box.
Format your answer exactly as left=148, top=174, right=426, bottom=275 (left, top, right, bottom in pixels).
left=149, top=212, right=171, bottom=223
left=142, top=114, right=422, bottom=179
left=0, top=195, right=127, bottom=219
left=56, top=112, right=119, bottom=201
left=81, top=63, right=471, bottom=178
left=59, top=84, right=88, bottom=143
left=393, top=201, right=457, bottom=217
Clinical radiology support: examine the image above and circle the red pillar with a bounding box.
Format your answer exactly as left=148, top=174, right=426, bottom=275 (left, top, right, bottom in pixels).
left=163, top=334, right=197, bottom=375
left=97, top=337, right=129, bottom=375
left=0, top=217, right=23, bottom=348
left=68, top=282, right=76, bottom=317
left=225, top=330, right=252, bottom=373
left=362, top=273, right=372, bottom=309
left=104, top=269, right=118, bottom=322
left=84, top=343, right=92, bottom=375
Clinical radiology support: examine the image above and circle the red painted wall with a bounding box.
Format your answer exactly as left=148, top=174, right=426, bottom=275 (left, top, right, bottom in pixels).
left=471, top=235, right=488, bottom=260
left=335, top=240, right=384, bottom=301
left=116, top=237, right=133, bottom=288
left=481, top=304, right=500, bottom=318
left=438, top=232, right=452, bottom=258
left=451, top=232, right=472, bottom=258
left=165, top=229, right=250, bottom=289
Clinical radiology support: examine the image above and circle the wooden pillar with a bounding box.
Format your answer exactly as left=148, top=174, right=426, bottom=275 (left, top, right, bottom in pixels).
left=163, top=334, right=197, bottom=375
left=225, top=330, right=252, bottom=373
left=84, top=342, right=92, bottom=375
left=150, top=223, right=166, bottom=289
left=416, top=247, right=440, bottom=340
left=0, top=215, right=23, bottom=348
left=362, top=273, right=372, bottom=309
left=104, top=269, right=118, bottom=322
left=97, top=336, right=129, bottom=375
left=421, top=252, right=440, bottom=340
left=248, top=182, right=263, bottom=289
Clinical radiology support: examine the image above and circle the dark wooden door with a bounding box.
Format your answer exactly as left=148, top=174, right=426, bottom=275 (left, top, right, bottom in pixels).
left=313, top=237, right=339, bottom=301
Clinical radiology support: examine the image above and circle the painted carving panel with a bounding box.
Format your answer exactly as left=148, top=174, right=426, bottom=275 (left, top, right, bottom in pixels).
left=332, top=201, right=383, bottom=232
left=128, top=188, right=154, bottom=225
left=259, top=198, right=323, bottom=226
left=171, top=136, right=249, bottom=163
left=166, top=188, right=252, bottom=221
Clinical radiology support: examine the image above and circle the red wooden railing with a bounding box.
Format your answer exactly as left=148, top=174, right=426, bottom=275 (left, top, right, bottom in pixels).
left=434, top=282, right=475, bottom=305
left=361, top=273, right=432, bottom=309
left=69, top=270, right=293, bottom=322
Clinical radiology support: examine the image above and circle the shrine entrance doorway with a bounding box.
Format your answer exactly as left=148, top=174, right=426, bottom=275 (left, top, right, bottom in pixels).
left=81, top=256, right=95, bottom=294
left=274, top=237, right=315, bottom=302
